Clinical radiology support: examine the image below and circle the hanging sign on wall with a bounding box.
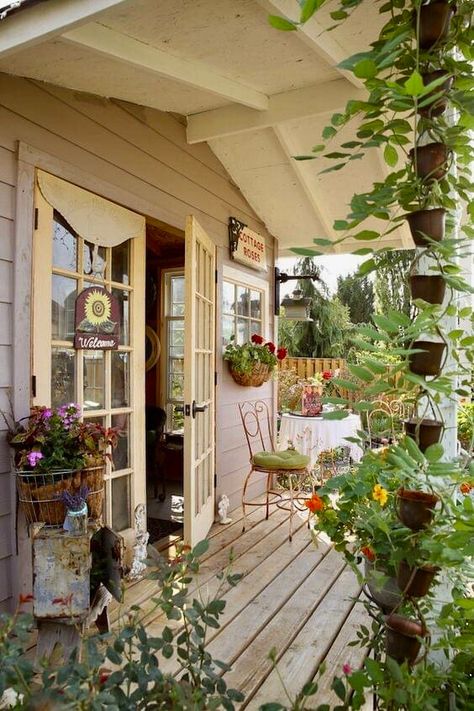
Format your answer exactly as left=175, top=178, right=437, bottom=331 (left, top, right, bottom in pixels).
left=74, top=287, right=120, bottom=349
left=229, top=217, right=267, bottom=272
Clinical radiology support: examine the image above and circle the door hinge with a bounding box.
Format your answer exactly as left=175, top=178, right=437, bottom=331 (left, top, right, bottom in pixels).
left=31, top=375, right=37, bottom=398
left=214, top=473, right=217, bottom=489
left=214, top=371, right=218, bottom=387
left=215, top=269, right=218, bottom=284
left=34, top=208, right=39, bottom=231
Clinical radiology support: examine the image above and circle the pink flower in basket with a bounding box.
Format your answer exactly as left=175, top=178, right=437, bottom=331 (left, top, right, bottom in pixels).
left=27, top=451, right=43, bottom=467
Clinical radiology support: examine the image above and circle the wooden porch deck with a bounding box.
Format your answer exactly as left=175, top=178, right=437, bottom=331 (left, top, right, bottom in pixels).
left=122, top=500, right=371, bottom=709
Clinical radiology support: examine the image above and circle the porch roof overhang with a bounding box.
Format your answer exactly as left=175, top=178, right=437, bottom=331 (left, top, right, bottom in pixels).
left=0, top=0, right=414, bottom=255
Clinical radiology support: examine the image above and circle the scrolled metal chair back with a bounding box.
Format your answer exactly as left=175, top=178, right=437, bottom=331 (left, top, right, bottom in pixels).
left=238, top=400, right=275, bottom=460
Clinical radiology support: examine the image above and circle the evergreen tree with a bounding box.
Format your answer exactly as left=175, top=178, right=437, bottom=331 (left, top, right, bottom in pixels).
left=336, top=272, right=374, bottom=324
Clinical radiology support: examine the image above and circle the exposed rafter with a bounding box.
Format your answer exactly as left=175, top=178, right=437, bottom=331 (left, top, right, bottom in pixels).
left=0, top=0, right=130, bottom=59
left=257, top=0, right=362, bottom=88
left=62, top=23, right=269, bottom=111
left=272, top=124, right=341, bottom=252
left=187, top=79, right=365, bottom=144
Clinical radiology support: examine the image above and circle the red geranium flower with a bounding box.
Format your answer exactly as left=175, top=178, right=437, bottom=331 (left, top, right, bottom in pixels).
left=251, top=334, right=264, bottom=344
left=265, top=341, right=276, bottom=353
left=277, top=347, right=287, bottom=360
left=322, top=371, right=332, bottom=380
left=460, top=482, right=472, bottom=495
left=304, top=493, right=325, bottom=513
left=361, top=546, right=376, bottom=562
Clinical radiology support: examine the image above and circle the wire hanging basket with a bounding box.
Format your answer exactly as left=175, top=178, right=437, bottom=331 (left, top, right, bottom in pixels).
left=229, top=362, right=272, bottom=387
left=16, top=465, right=105, bottom=527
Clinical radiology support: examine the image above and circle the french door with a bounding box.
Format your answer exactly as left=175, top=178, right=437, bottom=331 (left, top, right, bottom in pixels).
left=183, top=216, right=216, bottom=545
left=32, top=181, right=145, bottom=548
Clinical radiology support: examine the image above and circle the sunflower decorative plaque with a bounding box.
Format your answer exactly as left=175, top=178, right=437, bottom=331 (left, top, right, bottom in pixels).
left=74, top=287, right=120, bottom=349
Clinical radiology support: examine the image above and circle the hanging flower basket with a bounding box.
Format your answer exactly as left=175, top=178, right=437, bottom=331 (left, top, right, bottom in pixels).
left=229, top=362, right=272, bottom=387
left=16, top=465, right=105, bottom=527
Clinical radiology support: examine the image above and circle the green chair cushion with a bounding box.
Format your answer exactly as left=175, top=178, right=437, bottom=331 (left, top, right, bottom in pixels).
left=252, top=449, right=310, bottom=470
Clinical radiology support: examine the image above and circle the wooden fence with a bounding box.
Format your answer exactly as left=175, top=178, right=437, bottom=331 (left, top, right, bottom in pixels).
left=279, top=357, right=346, bottom=379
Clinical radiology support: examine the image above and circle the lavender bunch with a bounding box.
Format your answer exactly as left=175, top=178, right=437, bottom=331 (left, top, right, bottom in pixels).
left=60, top=485, right=89, bottom=512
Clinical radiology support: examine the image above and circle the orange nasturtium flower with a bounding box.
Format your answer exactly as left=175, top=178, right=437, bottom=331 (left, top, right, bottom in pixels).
left=305, top=493, right=325, bottom=513
left=460, top=482, right=473, bottom=495
left=360, top=546, right=376, bottom=562
left=372, top=484, right=388, bottom=506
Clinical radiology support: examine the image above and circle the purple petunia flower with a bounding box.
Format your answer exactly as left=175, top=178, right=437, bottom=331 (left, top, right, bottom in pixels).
left=27, top=451, right=44, bottom=467
left=42, top=409, right=53, bottom=420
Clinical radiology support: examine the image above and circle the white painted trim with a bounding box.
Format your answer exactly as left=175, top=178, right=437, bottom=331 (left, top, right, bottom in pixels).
left=257, top=0, right=363, bottom=88
left=0, top=0, right=130, bottom=59
left=62, top=23, right=269, bottom=112
left=186, top=80, right=364, bottom=144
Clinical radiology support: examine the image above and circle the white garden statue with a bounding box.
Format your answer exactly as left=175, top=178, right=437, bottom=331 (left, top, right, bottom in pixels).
left=217, top=494, right=232, bottom=524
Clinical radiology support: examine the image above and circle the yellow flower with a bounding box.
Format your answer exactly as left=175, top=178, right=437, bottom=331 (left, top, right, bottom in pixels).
left=85, top=289, right=111, bottom=326
left=372, top=484, right=388, bottom=507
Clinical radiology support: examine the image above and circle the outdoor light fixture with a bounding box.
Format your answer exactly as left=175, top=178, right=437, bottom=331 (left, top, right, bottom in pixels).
left=274, top=267, right=319, bottom=318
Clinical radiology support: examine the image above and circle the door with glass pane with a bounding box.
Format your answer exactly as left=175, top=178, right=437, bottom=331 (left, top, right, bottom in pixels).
left=183, top=216, right=215, bottom=545
left=32, top=184, right=145, bottom=549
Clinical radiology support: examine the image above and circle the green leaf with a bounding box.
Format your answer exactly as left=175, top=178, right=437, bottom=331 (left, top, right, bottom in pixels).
left=425, top=442, right=444, bottom=463
left=353, top=230, right=380, bottom=241
left=294, top=155, right=316, bottom=161
left=357, top=258, right=376, bottom=276
left=372, top=314, right=400, bottom=333
left=352, top=247, right=374, bottom=255
left=192, top=539, right=209, bottom=557
left=448, top=329, right=464, bottom=341
left=353, top=401, right=376, bottom=412
left=300, top=0, right=321, bottom=23
left=312, top=238, right=333, bottom=246
left=347, top=364, right=374, bottom=383
left=268, top=15, right=297, bottom=31
left=404, top=70, right=425, bottom=96
left=331, top=378, right=360, bottom=392
left=321, top=409, right=350, bottom=420
left=384, top=144, right=398, bottom=167
left=290, top=247, right=321, bottom=256
left=353, top=59, right=378, bottom=79
left=331, top=676, right=347, bottom=702
left=322, top=125, right=337, bottom=140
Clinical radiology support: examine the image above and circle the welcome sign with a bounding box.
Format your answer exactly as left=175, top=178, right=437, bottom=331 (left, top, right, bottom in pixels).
left=229, top=217, right=267, bottom=272
left=74, top=287, right=120, bottom=350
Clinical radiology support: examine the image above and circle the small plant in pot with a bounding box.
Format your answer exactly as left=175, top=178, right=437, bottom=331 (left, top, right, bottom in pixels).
left=223, top=334, right=287, bottom=387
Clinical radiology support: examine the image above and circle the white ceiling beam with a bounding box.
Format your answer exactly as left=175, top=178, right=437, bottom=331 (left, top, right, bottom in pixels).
left=187, top=79, right=365, bottom=144
left=0, top=0, right=131, bottom=59
left=62, top=23, right=269, bottom=111
left=273, top=124, right=342, bottom=252
left=258, top=0, right=363, bottom=88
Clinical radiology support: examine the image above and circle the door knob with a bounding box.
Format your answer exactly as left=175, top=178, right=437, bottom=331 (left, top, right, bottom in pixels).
left=192, top=400, right=207, bottom=418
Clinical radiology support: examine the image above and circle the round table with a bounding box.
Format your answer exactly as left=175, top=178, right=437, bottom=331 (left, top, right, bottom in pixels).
left=278, top=412, right=363, bottom=468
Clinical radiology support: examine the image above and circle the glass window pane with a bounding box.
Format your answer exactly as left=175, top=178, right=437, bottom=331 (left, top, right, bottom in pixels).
left=53, top=213, right=77, bottom=271
left=250, top=290, right=262, bottom=319
left=171, top=276, right=185, bottom=316
left=169, top=373, right=184, bottom=401
left=170, top=357, right=184, bottom=374
left=112, top=288, right=129, bottom=346
left=83, top=350, right=105, bottom=411
left=112, top=413, right=129, bottom=470
left=112, top=351, right=130, bottom=408
left=169, top=320, right=184, bottom=347
left=222, top=315, right=234, bottom=347
left=112, top=241, right=130, bottom=285
left=169, top=404, right=184, bottom=433
left=236, top=318, right=249, bottom=345
left=52, top=275, right=77, bottom=341
left=222, top=281, right=235, bottom=315
left=51, top=348, right=76, bottom=407
left=250, top=320, right=261, bottom=337
left=236, top=286, right=250, bottom=316
left=112, top=475, right=131, bottom=531
left=83, top=242, right=106, bottom=280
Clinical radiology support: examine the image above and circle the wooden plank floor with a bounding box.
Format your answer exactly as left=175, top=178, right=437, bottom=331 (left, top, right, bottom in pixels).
left=123, top=498, right=370, bottom=709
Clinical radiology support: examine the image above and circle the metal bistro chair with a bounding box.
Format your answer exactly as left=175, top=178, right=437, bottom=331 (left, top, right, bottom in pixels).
left=238, top=400, right=311, bottom=541
left=366, top=399, right=411, bottom=449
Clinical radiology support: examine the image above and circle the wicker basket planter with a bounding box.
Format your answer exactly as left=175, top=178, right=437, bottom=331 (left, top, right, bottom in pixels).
left=16, top=465, right=105, bottom=527
left=229, top=362, right=272, bottom=387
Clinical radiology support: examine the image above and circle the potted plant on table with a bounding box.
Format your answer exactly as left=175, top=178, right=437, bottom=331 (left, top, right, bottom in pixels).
left=5, top=404, right=117, bottom=526
left=224, top=334, right=287, bottom=386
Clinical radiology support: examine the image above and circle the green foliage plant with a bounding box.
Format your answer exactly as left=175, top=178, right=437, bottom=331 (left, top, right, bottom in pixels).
left=223, top=334, right=286, bottom=376
left=0, top=540, right=245, bottom=710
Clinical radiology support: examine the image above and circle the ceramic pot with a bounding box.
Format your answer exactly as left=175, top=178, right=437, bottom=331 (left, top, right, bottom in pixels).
left=409, top=340, right=445, bottom=376
left=404, top=418, right=443, bottom=452
left=397, top=560, right=439, bottom=598
left=397, top=487, right=439, bottom=530
left=419, top=2, right=456, bottom=50
left=406, top=208, right=445, bottom=246
left=385, top=613, right=426, bottom=665
left=409, top=275, right=446, bottom=304
left=365, top=560, right=402, bottom=613
left=418, top=71, right=454, bottom=117
left=411, top=143, right=449, bottom=181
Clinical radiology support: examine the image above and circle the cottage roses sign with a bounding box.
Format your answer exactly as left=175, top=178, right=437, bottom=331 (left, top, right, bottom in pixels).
left=228, top=217, right=267, bottom=272
left=74, top=287, right=120, bottom=350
